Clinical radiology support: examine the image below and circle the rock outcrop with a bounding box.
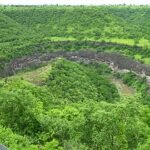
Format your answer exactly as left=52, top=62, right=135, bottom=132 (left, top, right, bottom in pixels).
left=1, top=51, right=150, bottom=83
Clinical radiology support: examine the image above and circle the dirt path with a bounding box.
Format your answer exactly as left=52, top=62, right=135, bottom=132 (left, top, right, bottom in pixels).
left=111, top=78, right=136, bottom=96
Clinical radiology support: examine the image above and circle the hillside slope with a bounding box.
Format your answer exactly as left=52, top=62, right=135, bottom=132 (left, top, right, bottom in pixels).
left=0, top=11, right=41, bottom=61
left=1, top=6, right=150, bottom=43
left=0, top=5, right=150, bottom=150
left=0, top=5, right=150, bottom=65
left=0, top=59, right=150, bottom=149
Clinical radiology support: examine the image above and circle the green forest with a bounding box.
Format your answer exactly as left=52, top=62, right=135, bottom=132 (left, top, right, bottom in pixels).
left=0, top=5, right=150, bottom=150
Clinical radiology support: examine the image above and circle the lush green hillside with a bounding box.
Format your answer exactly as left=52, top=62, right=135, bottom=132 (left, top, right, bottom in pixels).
left=0, top=11, right=39, bottom=62
left=0, top=5, right=150, bottom=64
left=0, top=59, right=150, bottom=149
left=47, top=59, right=119, bottom=102
left=1, top=6, right=150, bottom=44
left=0, top=59, right=118, bottom=149
left=0, top=5, right=150, bottom=150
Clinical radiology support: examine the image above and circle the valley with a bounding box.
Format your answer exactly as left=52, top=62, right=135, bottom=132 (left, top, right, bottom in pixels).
left=0, top=5, right=150, bottom=150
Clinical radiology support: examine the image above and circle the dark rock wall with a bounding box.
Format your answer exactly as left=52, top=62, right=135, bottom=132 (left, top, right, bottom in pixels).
left=1, top=51, right=150, bottom=78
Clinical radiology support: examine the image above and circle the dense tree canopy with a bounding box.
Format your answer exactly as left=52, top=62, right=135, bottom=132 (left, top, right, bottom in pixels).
left=0, top=5, right=150, bottom=64
left=0, top=5, right=150, bottom=150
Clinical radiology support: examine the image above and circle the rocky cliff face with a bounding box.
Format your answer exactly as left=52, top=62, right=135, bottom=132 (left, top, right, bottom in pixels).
left=1, top=51, right=150, bottom=83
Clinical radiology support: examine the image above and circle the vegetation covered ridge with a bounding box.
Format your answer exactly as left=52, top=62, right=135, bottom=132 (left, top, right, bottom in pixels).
left=0, top=5, right=150, bottom=150
left=0, top=5, right=150, bottom=46
left=0, top=58, right=150, bottom=149
left=0, top=5, right=150, bottom=64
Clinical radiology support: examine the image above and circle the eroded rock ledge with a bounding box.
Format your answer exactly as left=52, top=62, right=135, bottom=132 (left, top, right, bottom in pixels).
left=1, top=51, right=150, bottom=83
